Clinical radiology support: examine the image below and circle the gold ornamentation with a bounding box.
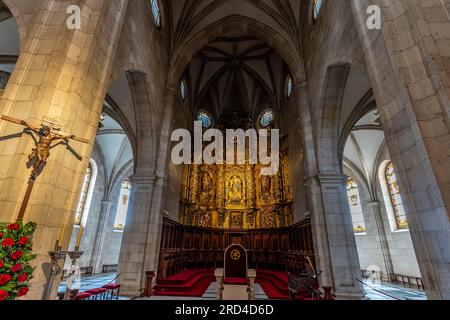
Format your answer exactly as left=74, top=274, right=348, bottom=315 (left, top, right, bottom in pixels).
left=179, top=134, right=294, bottom=229
left=230, top=249, right=241, bottom=260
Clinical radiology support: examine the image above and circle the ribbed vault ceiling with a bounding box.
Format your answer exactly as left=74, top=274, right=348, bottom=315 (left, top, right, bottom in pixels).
left=167, top=0, right=303, bottom=122
left=187, top=33, right=285, bottom=120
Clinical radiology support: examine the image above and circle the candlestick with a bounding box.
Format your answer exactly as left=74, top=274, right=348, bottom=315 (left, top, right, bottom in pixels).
left=43, top=250, right=67, bottom=300
left=75, top=226, right=83, bottom=250
left=54, top=240, right=60, bottom=251
left=58, top=223, right=67, bottom=243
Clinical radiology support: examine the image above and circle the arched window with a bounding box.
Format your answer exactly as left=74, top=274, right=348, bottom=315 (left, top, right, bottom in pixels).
left=285, top=76, right=293, bottom=99
left=346, top=178, right=366, bottom=234
left=114, top=178, right=132, bottom=231
left=385, top=162, right=408, bottom=230
left=150, top=0, right=161, bottom=28
left=313, top=0, right=323, bottom=20
left=197, top=110, right=213, bottom=129
left=74, top=160, right=97, bottom=227
left=180, top=79, right=187, bottom=102
left=0, top=71, right=10, bottom=90
left=259, top=108, right=274, bottom=128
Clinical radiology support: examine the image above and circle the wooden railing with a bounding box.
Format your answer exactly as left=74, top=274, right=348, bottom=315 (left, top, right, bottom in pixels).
left=158, top=217, right=315, bottom=279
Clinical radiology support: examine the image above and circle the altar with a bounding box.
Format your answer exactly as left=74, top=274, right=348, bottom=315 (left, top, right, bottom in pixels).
left=179, top=136, right=293, bottom=230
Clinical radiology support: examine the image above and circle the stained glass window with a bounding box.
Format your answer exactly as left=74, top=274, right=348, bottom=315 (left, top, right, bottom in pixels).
left=346, top=178, right=366, bottom=234
left=259, top=109, right=274, bottom=128
left=313, top=0, right=323, bottom=20
left=114, top=178, right=132, bottom=231
left=150, top=0, right=161, bottom=28
left=385, top=162, right=408, bottom=230
left=286, top=76, right=293, bottom=99
left=197, top=111, right=213, bottom=129
left=180, top=79, right=187, bottom=102
left=74, top=165, right=92, bottom=226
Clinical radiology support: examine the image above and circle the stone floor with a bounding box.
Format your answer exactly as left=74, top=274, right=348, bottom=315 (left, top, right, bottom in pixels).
left=58, top=273, right=427, bottom=301
left=362, top=279, right=427, bottom=300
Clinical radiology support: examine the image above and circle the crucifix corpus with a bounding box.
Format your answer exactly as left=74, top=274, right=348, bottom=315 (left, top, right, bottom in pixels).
left=1, top=115, right=90, bottom=222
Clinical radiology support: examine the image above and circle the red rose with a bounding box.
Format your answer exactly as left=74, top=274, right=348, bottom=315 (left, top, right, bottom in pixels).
left=0, top=232, right=3, bottom=239
left=0, top=274, right=12, bottom=286
left=7, top=223, right=19, bottom=230
left=11, top=263, right=22, bottom=273
left=2, top=238, right=15, bottom=247
left=0, top=259, right=4, bottom=269
left=18, top=273, right=28, bottom=283
left=0, top=290, right=8, bottom=301
left=17, top=287, right=29, bottom=297
left=11, top=250, right=23, bottom=260
left=18, top=236, right=29, bottom=245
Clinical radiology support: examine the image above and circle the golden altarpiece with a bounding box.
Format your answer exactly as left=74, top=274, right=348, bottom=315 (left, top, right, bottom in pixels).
left=179, top=117, right=293, bottom=230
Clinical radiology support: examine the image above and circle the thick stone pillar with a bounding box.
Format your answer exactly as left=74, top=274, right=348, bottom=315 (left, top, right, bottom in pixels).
left=0, top=0, right=129, bottom=299
left=350, top=0, right=450, bottom=299
left=90, top=199, right=114, bottom=273
left=310, top=174, right=365, bottom=299
left=366, top=201, right=394, bottom=280
left=118, top=88, right=176, bottom=296
left=118, top=175, right=155, bottom=296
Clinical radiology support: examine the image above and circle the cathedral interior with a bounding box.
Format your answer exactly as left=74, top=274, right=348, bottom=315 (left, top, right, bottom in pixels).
left=0, top=0, right=449, bottom=302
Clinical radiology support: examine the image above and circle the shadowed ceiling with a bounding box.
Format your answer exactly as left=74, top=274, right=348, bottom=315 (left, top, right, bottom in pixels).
left=167, top=0, right=305, bottom=124
left=187, top=33, right=286, bottom=121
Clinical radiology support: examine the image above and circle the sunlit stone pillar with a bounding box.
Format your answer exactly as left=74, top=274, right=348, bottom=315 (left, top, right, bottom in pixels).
left=118, top=175, right=156, bottom=296
left=366, top=201, right=394, bottom=281
left=118, top=88, right=176, bottom=296
left=91, top=199, right=115, bottom=273
left=350, top=0, right=450, bottom=299
left=311, top=174, right=365, bottom=299
left=0, top=0, right=129, bottom=299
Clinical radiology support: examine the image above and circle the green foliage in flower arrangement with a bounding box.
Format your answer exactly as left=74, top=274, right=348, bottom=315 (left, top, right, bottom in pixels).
left=0, top=222, right=37, bottom=300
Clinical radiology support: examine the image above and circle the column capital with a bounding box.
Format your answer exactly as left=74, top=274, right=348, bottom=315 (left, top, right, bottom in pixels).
left=367, top=201, right=381, bottom=208
left=317, top=173, right=348, bottom=185
left=132, top=175, right=156, bottom=187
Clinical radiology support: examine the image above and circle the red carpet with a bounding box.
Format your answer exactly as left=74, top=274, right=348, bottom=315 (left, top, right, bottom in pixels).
left=154, top=269, right=313, bottom=299
left=154, top=269, right=215, bottom=297
left=255, top=269, right=312, bottom=300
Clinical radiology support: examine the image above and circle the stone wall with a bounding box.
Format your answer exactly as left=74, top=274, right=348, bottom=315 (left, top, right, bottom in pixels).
left=344, top=145, right=421, bottom=280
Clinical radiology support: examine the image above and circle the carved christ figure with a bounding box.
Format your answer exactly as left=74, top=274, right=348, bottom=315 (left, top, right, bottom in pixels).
left=1, top=115, right=89, bottom=179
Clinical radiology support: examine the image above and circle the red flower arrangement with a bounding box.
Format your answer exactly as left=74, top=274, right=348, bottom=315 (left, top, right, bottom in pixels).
left=17, top=287, right=29, bottom=297
left=0, top=274, right=12, bottom=285
left=2, top=238, right=15, bottom=247
left=7, top=224, right=19, bottom=231
left=0, top=222, right=36, bottom=300
left=11, top=251, right=23, bottom=260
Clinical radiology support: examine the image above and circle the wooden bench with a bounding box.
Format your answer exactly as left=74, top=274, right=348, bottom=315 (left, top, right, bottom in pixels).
left=80, top=266, right=94, bottom=276
left=390, top=273, right=424, bottom=290
left=102, top=264, right=118, bottom=273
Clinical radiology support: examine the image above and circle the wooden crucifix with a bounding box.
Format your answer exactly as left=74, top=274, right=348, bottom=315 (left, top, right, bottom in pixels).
left=1, top=115, right=90, bottom=221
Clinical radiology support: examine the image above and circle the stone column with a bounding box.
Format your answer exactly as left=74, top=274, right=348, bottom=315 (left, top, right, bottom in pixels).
left=310, top=174, right=365, bottom=299
left=90, top=199, right=114, bottom=273
left=366, top=201, right=394, bottom=281
left=350, top=0, right=450, bottom=299
left=118, top=85, right=176, bottom=297
left=0, top=0, right=129, bottom=299
left=118, top=175, right=155, bottom=296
